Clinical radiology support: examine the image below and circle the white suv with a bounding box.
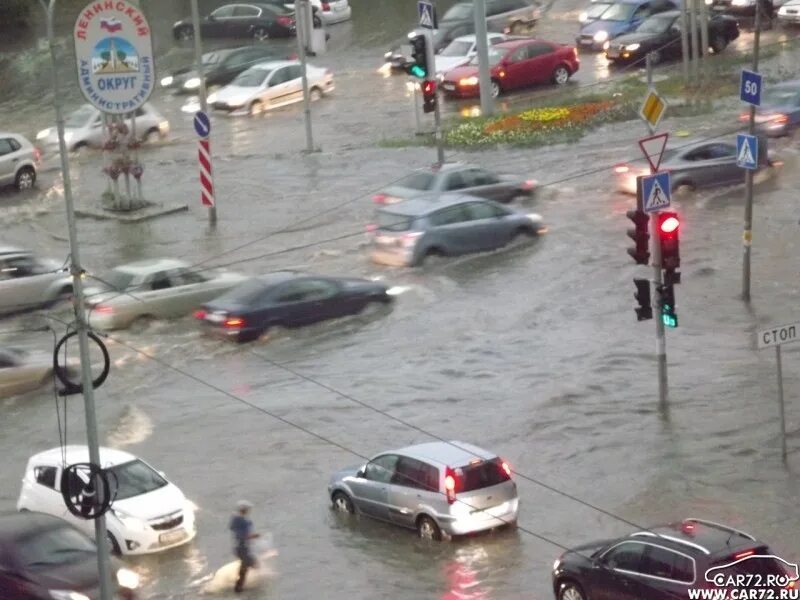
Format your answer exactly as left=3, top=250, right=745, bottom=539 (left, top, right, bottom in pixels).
left=0, top=133, right=39, bottom=191
left=17, top=446, right=197, bottom=556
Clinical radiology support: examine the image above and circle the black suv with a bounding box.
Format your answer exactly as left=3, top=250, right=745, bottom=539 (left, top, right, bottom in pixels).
left=552, top=518, right=796, bottom=599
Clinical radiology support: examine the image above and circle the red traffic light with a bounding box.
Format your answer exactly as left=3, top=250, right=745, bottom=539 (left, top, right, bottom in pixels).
left=422, top=80, right=436, bottom=95
left=660, top=215, right=679, bottom=234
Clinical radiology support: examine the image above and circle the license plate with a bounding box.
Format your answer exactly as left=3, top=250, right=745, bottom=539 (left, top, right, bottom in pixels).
left=443, top=83, right=455, bottom=90
left=159, top=529, right=187, bottom=545
left=205, top=313, right=225, bottom=323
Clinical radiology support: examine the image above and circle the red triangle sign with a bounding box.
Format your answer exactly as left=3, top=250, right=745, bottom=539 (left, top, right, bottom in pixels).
left=638, top=133, right=669, bottom=173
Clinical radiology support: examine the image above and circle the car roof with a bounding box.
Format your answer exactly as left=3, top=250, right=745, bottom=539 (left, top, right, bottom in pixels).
left=114, top=258, right=189, bottom=274
left=378, top=193, right=494, bottom=216
left=0, top=511, right=78, bottom=543
left=495, top=38, right=555, bottom=51
left=254, top=270, right=306, bottom=285
left=0, top=245, right=27, bottom=255
left=628, top=519, right=761, bottom=559
left=388, top=440, right=497, bottom=467
left=28, top=445, right=137, bottom=468
left=249, top=60, right=298, bottom=70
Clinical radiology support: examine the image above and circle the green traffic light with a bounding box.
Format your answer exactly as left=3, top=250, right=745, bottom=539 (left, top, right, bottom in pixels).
left=661, top=307, right=678, bottom=328
left=409, top=64, right=426, bottom=78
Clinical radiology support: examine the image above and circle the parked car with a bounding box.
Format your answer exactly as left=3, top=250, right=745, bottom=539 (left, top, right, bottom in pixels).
left=441, top=38, right=579, bottom=98
left=552, top=518, right=794, bottom=600
left=740, top=80, right=800, bottom=136
left=196, top=271, right=392, bottom=343
left=328, top=440, right=519, bottom=540
left=285, top=0, right=352, bottom=24
left=17, top=446, right=197, bottom=556
left=0, top=511, right=139, bottom=600
left=0, top=346, right=79, bottom=399
left=369, top=194, right=545, bottom=267
left=160, top=46, right=289, bottom=93
left=36, top=103, right=169, bottom=153
left=434, top=33, right=508, bottom=77
left=172, top=3, right=296, bottom=41
left=579, top=0, right=615, bottom=23
left=373, top=162, right=537, bottom=205
left=576, top=0, right=678, bottom=50
left=613, top=138, right=778, bottom=194
left=83, top=258, right=248, bottom=331
left=604, top=10, right=739, bottom=64
left=209, top=60, right=334, bottom=115
left=0, top=133, right=38, bottom=191
left=712, top=0, right=779, bottom=19
left=0, top=246, right=71, bottom=316
left=778, top=0, right=800, bottom=23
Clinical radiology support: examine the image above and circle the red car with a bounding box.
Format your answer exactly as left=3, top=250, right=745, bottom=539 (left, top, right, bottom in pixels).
left=440, top=38, right=579, bottom=99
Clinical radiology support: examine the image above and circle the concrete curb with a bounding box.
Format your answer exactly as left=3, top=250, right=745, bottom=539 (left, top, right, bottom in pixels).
left=75, top=203, right=189, bottom=222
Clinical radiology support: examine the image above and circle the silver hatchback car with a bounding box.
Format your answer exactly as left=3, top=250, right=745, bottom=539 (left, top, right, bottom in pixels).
left=369, top=194, right=544, bottom=267
left=328, top=441, right=519, bottom=540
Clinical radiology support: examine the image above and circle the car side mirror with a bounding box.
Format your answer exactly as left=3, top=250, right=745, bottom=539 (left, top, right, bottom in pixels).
left=208, top=14, right=216, bottom=21
left=356, top=465, right=366, bottom=478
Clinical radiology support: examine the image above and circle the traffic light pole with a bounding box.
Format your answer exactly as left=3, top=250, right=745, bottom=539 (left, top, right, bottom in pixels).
left=424, top=30, right=445, bottom=165
left=742, top=0, right=761, bottom=303
left=472, top=0, right=494, bottom=117
left=296, top=0, right=315, bottom=153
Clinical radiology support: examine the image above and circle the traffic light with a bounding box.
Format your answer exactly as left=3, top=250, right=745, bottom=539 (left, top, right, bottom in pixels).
left=421, top=80, right=437, bottom=114
left=406, top=33, right=429, bottom=79
left=626, top=209, right=650, bottom=265
left=657, top=212, right=680, bottom=271
left=634, top=278, right=653, bottom=321
left=657, top=283, right=678, bottom=328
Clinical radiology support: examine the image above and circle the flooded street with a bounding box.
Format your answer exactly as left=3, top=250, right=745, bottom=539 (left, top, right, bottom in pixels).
left=1, top=0, right=800, bottom=599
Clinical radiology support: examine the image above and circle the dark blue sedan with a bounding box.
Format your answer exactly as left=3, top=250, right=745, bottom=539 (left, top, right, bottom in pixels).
left=744, top=80, right=800, bottom=137
left=195, top=271, right=393, bottom=343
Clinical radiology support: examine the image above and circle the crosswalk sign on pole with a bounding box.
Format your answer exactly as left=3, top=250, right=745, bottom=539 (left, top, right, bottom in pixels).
left=642, top=172, right=671, bottom=213
left=736, top=133, right=758, bottom=170
left=418, top=0, right=436, bottom=29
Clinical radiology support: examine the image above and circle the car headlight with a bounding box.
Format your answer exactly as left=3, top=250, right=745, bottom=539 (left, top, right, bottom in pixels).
left=117, top=567, right=140, bottom=590
left=160, top=75, right=174, bottom=87
left=579, top=10, right=589, bottom=21
left=36, top=128, right=51, bottom=140
left=384, top=50, right=394, bottom=60
left=113, top=509, right=146, bottom=530
left=207, top=92, right=219, bottom=103
left=527, top=213, right=543, bottom=223
left=625, top=43, right=640, bottom=51
left=63, top=132, right=74, bottom=144
left=49, top=592, right=90, bottom=600
left=184, top=77, right=201, bottom=90
left=553, top=558, right=561, bottom=571
left=593, top=30, right=609, bottom=42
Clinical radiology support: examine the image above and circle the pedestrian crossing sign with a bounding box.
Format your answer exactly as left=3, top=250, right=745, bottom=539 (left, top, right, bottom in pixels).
left=641, top=171, right=671, bottom=214
left=736, top=133, right=758, bottom=170
left=418, top=0, right=436, bottom=29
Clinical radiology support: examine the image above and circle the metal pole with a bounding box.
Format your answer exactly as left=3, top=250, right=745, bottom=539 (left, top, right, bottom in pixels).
left=776, top=345, right=787, bottom=462
left=472, top=0, right=494, bottom=117
left=699, top=0, right=709, bottom=79
left=411, top=79, right=423, bottom=134
left=425, top=30, right=444, bottom=164
left=742, top=0, right=761, bottom=302
left=679, top=0, right=690, bottom=84
left=296, top=0, right=315, bottom=153
left=191, top=0, right=217, bottom=226
left=41, top=2, right=114, bottom=598
left=689, top=0, right=700, bottom=80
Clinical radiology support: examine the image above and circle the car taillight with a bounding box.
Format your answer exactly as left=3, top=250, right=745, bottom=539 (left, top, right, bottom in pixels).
left=322, top=1, right=331, bottom=10
left=277, top=16, right=294, bottom=26
left=734, top=549, right=756, bottom=560
left=501, top=460, right=512, bottom=477
left=193, top=309, right=206, bottom=320
left=33, top=148, right=42, bottom=164
left=224, top=317, right=245, bottom=329
left=614, top=164, right=630, bottom=173
left=773, top=113, right=789, bottom=124
left=94, top=305, right=113, bottom=314
left=444, top=467, right=457, bottom=504
left=366, top=224, right=377, bottom=233
left=739, top=113, right=749, bottom=122
left=573, top=47, right=579, bottom=59
left=401, top=232, right=422, bottom=247
left=521, top=179, right=536, bottom=190
left=373, top=193, right=388, bottom=204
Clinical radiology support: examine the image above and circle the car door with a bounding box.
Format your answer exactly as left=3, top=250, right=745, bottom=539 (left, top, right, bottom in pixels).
left=591, top=541, right=650, bottom=600
left=500, top=45, right=530, bottom=90
left=29, top=465, right=67, bottom=520
left=427, top=204, right=474, bottom=255
left=524, top=42, right=559, bottom=85
left=0, top=138, right=18, bottom=186
left=265, top=67, right=293, bottom=107
left=388, top=457, right=440, bottom=529
left=674, top=144, right=716, bottom=187
left=347, top=454, right=398, bottom=521
left=463, top=201, right=508, bottom=250
left=705, top=142, right=742, bottom=184
left=0, top=255, right=52, bottom=313
left=204, top=5, right=236, bottom=36
left=137, top=270, right=180, bottom=317
left=164, top=268, right=215, bottom=315
left=269, top=279, right=325, bottom=326
left=285, top=64, right=305, bottom=104
left=229, top=4, right=261, bottom=36
left=639, top=544, right=697, bottom=598
left=463, top=168, right=508, bottom=202
left=298, top=278, right=345, bottom=323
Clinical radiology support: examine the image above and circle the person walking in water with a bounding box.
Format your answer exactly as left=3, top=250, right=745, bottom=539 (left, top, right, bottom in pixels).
left=229, top=500, right=260, bottom=593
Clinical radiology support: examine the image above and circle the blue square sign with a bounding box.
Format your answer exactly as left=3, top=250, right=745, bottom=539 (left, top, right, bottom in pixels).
left=736, top=134, right=758, bottom=170
left=740, top=69, right=762, bottom=106
left=418, top=1, right=436, bottom=29
left=641, top=172, right=671, bottom=214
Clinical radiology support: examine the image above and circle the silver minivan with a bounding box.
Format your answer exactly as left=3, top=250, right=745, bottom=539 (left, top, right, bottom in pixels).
left=328, top=440, right=519, bottom=540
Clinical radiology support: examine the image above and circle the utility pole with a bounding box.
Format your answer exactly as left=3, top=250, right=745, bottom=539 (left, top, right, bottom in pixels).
left=699, top=0, right=709, bottom=79
left=425, top=30, right=445, bottom=164
left=679, top=0, right=690, bottom=84
left=689, top=0, right=700, bottom=80
left=742, top=0, right=761, bottom=302
left=472, top=0, right=494, bottom=117
left=41, top=1, right=114, bottom=598
left=191, top=0, right=217, bottom=226
left=296, top=0, right=315, bottom=153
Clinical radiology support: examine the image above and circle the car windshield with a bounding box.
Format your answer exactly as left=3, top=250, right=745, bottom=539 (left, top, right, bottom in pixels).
left=232, top=68, right=271, bottom=87
left=454, top=458, right=511, bottom=492
left=378, top=211, right=415, bottom=232
left=202, top=52, right=220, bottom=65
left=17, top=526, right=96, bottom=570
left=65, top=105, right=96, bottom=128
left=636, top=13, right=674, bottom=32
left=586, top=2, right=613, bottom=17
left=470, top=49, right=506, bottom=65
left=101, top=269, right=137, bottom=292
left=398, top=171, right=435, bottom=190
left=599, top=2, right=638, bottom=20
left=106, top=459, right=168, bottom=501
left=441, top=40, right=473, bottom=56
left=442, top=3, right=473, bottom=20
left=762, top=87, right=799, bottom=105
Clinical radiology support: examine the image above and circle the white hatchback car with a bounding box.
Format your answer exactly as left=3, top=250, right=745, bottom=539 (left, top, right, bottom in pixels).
left=209, top=60, right=334, bottom=116
left=0, top=133, right=39, bottom=191
left=17, top=446, right=197, bottom=556
left=0, top=246, right=72, bottom=316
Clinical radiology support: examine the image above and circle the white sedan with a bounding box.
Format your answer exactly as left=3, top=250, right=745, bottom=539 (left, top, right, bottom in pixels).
left=84, top=258, right=249, bottom=331
left=209, top=60, right=335, bottom=116
left=0, top=347, right=78, bottom=398
left=285, top=0, right=352, bottom=24
left=435, top=33, right=508, bottom=78
left=778, top=0, right=800, bottom=23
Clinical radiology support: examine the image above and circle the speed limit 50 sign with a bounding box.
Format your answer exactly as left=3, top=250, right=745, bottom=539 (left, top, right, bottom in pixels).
left=740, top=69, right=762, bottom=106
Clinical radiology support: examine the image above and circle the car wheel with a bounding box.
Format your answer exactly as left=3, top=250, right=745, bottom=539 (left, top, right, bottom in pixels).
left=710, top=34, right=728, bottom=53
left=73, top=142, right=89, bottom=157
left=250, top=100, right=264, bottom=116
left=253, top=26, right=270, bottom=41
left=177, top=26, right=194, bottom=41
left=647, top=49, right=662, bottom=65
left=510, top=226, right=534, bottom=244
left=309, top=86, right=323, bottom=101
left=331, top=491, right=355, bottom=514
left=558, top=581, right=586, bottom=600
left=417, top=515, right=441, bottom=541
left=490, top=79, right=501, bottom=99
left=129, top=315, right=156, bottom=334
left=143, top=128, right=160, bottom=144
left=15, top=167, right=36, bottom=190
left=552, top=65, right=570, bottom=85
left=107, top=531, right=122, bottom=556
left=51, top=285, right=73, bottom=307
left=421, top=247, right=446, bottom=266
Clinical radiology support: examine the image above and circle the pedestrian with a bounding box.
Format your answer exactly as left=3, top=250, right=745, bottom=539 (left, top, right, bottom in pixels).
left=229, top=500, right=260, bottom=593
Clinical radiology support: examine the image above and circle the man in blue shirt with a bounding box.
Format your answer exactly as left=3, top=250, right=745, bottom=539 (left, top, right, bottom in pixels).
left=229, top=500, right=260, bottom=593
